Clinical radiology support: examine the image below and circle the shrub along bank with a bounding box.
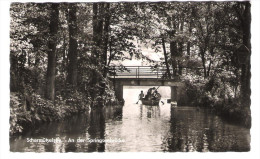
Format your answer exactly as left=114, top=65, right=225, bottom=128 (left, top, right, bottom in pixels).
left=183, top=75, right=251, bottom=128
left=10, top=88, right=89, bottom=135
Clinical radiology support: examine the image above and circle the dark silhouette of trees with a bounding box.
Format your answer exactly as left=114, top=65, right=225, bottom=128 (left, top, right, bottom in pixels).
left=45, top=4, right=59, bottom=101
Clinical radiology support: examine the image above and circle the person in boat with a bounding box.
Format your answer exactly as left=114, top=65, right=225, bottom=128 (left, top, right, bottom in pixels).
left=150, top=87, right=156, bottom=94
left=136, top=90, right=144, bottom=104
left=145, top=89, right=151, bottom=100
left=145, top=87, right=156, bottom=100
left=152, top=90, right=161, bottom=100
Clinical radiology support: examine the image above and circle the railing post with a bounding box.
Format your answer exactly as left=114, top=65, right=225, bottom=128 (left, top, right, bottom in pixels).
left=157, top=67, right=159, bottom=79
left=136, top=68, right=137, bottom=78
left=113, top=66, right=115, bottom=79
left=138, top=66, right=139, bottom=79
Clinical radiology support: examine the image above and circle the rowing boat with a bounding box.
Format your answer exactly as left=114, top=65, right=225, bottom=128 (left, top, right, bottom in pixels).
left=141, top=98, right=160, bottom=106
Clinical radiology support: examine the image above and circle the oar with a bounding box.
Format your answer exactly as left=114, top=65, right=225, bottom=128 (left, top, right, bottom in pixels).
left=155, top=86, right=160, bottom=91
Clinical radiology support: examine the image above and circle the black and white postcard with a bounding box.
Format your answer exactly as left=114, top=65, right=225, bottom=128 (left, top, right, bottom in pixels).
left=1, top=0, right=260, bottom=158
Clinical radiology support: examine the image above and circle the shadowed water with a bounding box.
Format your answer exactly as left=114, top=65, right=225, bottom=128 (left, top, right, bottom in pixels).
left=10, top=87, right=250, bottom=152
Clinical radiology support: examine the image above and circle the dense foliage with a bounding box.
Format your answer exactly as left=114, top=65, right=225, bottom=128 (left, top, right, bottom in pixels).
left=133, top=2, right=251, bottom=127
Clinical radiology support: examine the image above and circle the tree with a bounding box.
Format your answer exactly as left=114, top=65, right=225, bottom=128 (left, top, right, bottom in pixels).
left=233, top=2, right=251, bottom=106
left=10, top=3, right=49, bottom=93
left=67, top=3, right=78, bottom=87
left=45, top=3, right=59, bottom=101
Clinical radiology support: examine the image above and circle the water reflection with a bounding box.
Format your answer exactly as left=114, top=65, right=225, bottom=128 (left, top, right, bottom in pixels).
left=162, top=107, right=250, bottom=152
left=139, top=105, right=161, bottom=119
left=87, top=108, right=105, bottom=152
left=10, top=88, right=250, bottom=152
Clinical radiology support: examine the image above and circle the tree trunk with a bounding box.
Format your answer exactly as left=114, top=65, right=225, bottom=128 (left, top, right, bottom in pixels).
left=170, top=41, right=178, bottom=77
left=200, top=47, right=207, bottom=78
left=92, top=3, right=104, bottom=61
left=187, top=42, right=191, bottom=56
left=177, top=44, right=183, bottom=75
left=89, top=3, right=99, bottom=105
left=162, top=38, right=171, bottom=79
left=102, top=3, right=110, bottom=78
left=238, top=2, right=251, bottom=106
left=187, top=21, right=192, bottom=56
left=207, top=60, right=212, bottom=77
left=91, top=3, right=105, bottom=106
left=242, top=2, right=251, bottom=106
left=45, top=4, right=59, bottom=101
left=67, top=4, right=78, bottom=87
left=177, top=20, right=184, bottom=76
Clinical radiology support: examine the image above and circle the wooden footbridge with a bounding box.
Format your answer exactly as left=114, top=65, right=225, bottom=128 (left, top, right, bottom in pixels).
left=108, top=66, right=194, bottom=104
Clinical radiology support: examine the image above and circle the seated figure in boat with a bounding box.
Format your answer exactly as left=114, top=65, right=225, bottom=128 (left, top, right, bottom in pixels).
left=152, top=90, right=161, bottom=100
left=150, top=87, right=156, bottom=95
left=145, top=87, right=156, bottom=100
left=136, top=90, right=144, bottom=104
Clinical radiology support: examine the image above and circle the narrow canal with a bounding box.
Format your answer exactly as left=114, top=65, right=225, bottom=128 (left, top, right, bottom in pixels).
left=10, top=87, right=250, bottom=152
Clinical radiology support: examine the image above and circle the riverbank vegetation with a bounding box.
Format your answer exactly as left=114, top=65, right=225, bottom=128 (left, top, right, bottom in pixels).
left=10, top=3, right=119, bottom=134
left=138, top=2, right=251, bottom=127
left=10, top=2, right=251, bottom=134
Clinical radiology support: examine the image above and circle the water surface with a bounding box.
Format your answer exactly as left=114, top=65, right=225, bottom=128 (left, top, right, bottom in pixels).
left=10, top=87, right=250, bottom=152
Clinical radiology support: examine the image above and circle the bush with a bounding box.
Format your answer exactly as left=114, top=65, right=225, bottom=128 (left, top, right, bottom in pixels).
left=10, top=92, right=24, bottom=134
left=183, top=74, right=250, bottom=127
left=10, top=88, right=89, bottom=135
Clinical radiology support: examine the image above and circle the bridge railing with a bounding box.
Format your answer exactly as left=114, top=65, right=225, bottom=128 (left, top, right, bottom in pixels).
left=108, top=66, right=234, bottom=79
left=108, top=66, right=169, bottom=79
